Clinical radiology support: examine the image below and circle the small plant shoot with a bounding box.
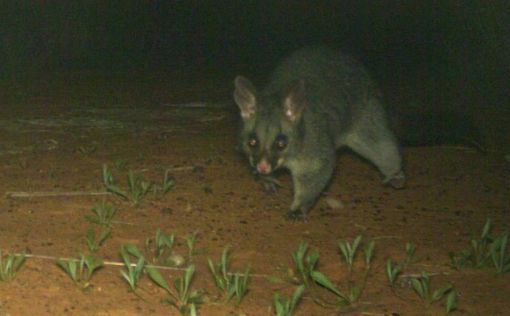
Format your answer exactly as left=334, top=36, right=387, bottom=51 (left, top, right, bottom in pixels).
left=273, top=285, right=305, bottom=316
left=56, top=254, right=103, bottom=289
left=450, top=218, right=510, bottom=273
left=0, top=250, right=26, bottom=281
left=85, top=228, right=111, bottom=253
left=386, top=259, right=402, bottom=287
left=119, top=245, right=145, bottom=293
left=310, top=235, right=375, bottom=307
left=145, top=229, right=175, bottom=265
left=409, top=272, right=456, bottom=310
left=102, top=164, right=152, bottom=205
left=291, top=243, right=319, bottom=287
left=86, top=202, right=117, bottom=227
left=147, top=264, right=203, bottom=316
left=207, top=247, right=251, bottom=305
left=338, top=235, right=362, bottom=274
left=185, top=232, right=198, bottom=262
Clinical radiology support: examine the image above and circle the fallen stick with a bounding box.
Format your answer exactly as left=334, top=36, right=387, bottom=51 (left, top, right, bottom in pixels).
left=5, top=191, right=111, bottom=198
left=21, top=253, right=182, bottom=271
left=17, top=253, right=268, bottom=278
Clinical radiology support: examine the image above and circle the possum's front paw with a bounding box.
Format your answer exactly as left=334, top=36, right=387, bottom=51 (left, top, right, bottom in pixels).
left=257, top=175, right=282, bottom=193
left=385, top=170, right=406, bottom=189
left=262, top=181, right=278, bottom=193
left=286, top=209, right=307, bottom=221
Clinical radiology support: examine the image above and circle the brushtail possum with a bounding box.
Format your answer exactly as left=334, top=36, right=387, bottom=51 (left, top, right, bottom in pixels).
left=233, top=47, right=405, bottom=219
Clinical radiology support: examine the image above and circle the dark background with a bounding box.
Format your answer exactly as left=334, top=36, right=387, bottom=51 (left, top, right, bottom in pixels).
left=1, top=1, right=509, bottom=141
left=1, top=1, right=508, bottom=78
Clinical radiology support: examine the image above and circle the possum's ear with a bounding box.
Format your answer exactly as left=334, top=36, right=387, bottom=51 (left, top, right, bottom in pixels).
left=283, top=79, right=306, bottom=123
left=233, top=76, right=257, bottom=120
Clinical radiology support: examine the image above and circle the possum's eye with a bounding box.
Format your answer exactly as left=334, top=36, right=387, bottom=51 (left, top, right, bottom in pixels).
left=274, top=134, right=288, bottom=150
left=247, top=135, right=258, bottom=148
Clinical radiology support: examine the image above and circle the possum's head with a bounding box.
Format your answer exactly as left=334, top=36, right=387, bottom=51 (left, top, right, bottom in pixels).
left=233, top=76, right=306, bottom=175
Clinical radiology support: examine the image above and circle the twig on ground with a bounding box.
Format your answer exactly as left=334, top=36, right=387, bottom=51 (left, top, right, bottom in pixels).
left=5, top=191, right=111, bottom=198
left=15, top=253, right=269, bottom=278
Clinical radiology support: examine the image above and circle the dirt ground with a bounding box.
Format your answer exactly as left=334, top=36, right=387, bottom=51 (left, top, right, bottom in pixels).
left=0, top=72, right=509, bottom=316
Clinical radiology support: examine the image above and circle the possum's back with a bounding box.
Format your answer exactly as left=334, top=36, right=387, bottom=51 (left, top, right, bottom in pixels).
left=264, top=47, right=378, bottom=105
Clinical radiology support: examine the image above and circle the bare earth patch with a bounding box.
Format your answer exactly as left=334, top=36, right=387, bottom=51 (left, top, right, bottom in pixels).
left=0, top=73, right=508, bottom=315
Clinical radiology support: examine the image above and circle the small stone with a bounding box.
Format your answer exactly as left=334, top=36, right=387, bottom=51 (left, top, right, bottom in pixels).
left=167, top=254, right=185, bottom=267
left=325, top=197, right=344, bottom=209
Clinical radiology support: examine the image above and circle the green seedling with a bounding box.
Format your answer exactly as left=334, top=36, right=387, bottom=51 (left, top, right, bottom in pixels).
left=385, top=243, right=414, bottom=288
left=185, top=232, right=198, bottom=261
left=273, top=285, right=305, bottom=316
left=410, top=272, right=455, bottom=309
left=291, top=243, right=319, bottom=287
left=153, top=169, right=175, bottom=194
left=102, top=164, right=153, bottom=205
left=313, top=237, right=374, bottom=307
left=449, top=218, right=500, bottom=270
left=147, top=264, right=202, bottom=316
left=120, top=245, right=145, bottom=293
left=114, top=158, right=127, bottom=170
left=405, top=242, right=416, bottom=266
left=338, top=235, right=362, bottom=274
left=80, top=255, right=103, bottom=282
left=207, top=247, right=251, bottom=305
left=161, top=170, right=175, bottom=193
left=386, top=259, right=402, bottom=287
left=102, top=164, right=130, bottom=200
left=469, top=218, right=493, bottom=268
left=230, top=267, right=251, bottom=305
left=0, top=250, right=26, bottom=281
left=142, top=230, right=183, bottom=267
left=490, top=231, right=510, bottom=274
left=57, top=259, right=79, bottom=283
left=445, top=289, right=458, bottom=314
left=78, top=144, right=97, bottom=155
left=145, top=229, right=175, bottom=264
left=56, top=254, right=103, bottom=289
left=86, top=202, right=117, bottom=227
left=127, top=169, right=152, bottom=204
left=449, top=248, right=470, bottom=270
left=386, top=243, right=458, bottom=312
left=310, top=271, right=352, bottom=306
left=122, top=243, right=145, bottom=259
left=85, top=228, right=111, bottom=253
left=363, top=240, right=375, bottom=269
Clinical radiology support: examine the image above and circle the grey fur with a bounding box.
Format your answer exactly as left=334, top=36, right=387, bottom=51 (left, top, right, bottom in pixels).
left=234, top=47, right=404, bottom=219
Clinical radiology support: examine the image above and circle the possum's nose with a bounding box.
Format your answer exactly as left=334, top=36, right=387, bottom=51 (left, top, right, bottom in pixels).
left=256, top=160, right=271, bottom=174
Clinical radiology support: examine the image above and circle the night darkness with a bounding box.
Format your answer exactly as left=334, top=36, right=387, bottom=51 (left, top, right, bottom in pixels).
left=1, top=2, right=508, bottom=79
left=3, top=1, right=508, bottom=145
